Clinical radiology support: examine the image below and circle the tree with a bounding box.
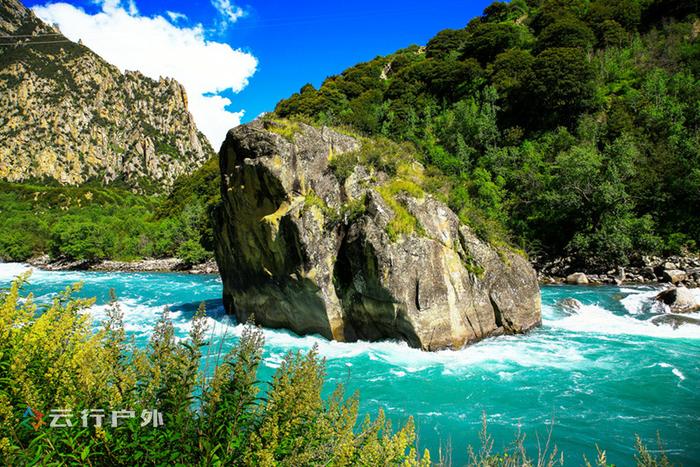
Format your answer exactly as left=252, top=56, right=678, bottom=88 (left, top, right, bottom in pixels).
left=425, top=28, right=470, bottom=59
left=422, top=57, right=484, bottom=101
left=536, top=16, right=595, bottom=51
left=531, top=0, right=589, bottom=33
left=598, top=20, right=628, bottom=48
left=50, top=218, right=112, bottom=261
left=462, top=23, right=525, bottom=64
left=530, top=47, right=596, bottom=127
left=490, top=48, right=535, bottom=123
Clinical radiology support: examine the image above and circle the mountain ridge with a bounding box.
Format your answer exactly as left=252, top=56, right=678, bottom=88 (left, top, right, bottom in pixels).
left=0, top=0, right=214, bottom=192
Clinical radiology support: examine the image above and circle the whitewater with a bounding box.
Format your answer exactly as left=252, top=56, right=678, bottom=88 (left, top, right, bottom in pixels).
left=1, top=263, right=698, bottom=465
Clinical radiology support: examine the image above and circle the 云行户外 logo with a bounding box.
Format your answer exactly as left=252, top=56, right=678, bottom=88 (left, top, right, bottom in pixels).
left=21, top=406, right=164, bottom=429
left=20, top=406, right=46, bottom=430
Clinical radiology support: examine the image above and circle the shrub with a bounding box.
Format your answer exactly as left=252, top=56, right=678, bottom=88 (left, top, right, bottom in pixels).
left=50, top=218, right=112, bottom=261
left=664, top=232, right=697, bottom=256
left=328, top=150, right=360, bottom=182
left=176, top=239, right=211, bottom=266
left=0, top=230, right=35, bottom=261
left=0, top=275, right=429, bottom=466
left=378, top=180, right=425, bottom=242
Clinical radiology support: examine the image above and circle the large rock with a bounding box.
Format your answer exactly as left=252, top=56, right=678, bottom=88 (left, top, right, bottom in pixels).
left=566, top=272, right=589, bottom=285
left=651, top=314, right=700, bottom=329
left=213, top=120, right=541, bottom=350
left=555, top=298, right=583, bottom=313
left=661, top=269, right=687, bottom=284
left=655, top=287, right=700, bottom=313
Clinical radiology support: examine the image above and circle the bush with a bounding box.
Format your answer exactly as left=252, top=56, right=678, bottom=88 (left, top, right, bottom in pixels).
left=664, top=232, right=697, bottom=256
left=0, top=230, right=35, bottom=261
left=0, top=275, right=429, bottom=466
left=50, top=218, right=112, bottom=261
left=176, top=239, right=210, bottom=266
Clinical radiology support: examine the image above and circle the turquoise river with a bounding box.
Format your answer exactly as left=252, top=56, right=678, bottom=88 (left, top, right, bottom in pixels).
left=1, top=263, right=698, bottom=465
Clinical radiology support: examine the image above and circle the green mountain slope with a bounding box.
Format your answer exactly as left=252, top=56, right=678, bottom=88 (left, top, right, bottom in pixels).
left=274, top=0, right=700, bottom=268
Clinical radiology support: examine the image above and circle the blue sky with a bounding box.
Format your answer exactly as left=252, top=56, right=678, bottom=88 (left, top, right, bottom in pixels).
left=26, top=0, right=493, bottom=145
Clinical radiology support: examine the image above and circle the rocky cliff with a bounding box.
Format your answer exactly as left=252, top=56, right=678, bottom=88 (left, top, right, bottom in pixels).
left=0, top=0, right=213, bottom=191
left=214, top=119, right=541, bottom=350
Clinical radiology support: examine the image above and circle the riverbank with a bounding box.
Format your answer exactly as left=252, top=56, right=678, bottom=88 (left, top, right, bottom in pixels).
left=536, top=255, right=700, bottom=288
left=22, top=253, right=700, bottom=287
left=25, top=255, right=219, bottom=275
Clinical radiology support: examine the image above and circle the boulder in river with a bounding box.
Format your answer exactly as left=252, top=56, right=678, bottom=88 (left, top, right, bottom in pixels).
left=555, top=298, right=583, bottom=313
left=566, top=272, right=589, bottom=285
left=213, top=119, right=542, bottom=350
left=655, top=287, right=700, bottom=313
left=661, top=269, right=687, bottom=284
left=651, top=314, right=700, bottom=329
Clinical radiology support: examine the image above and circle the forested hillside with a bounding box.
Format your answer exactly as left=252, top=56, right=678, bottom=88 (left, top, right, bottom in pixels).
left=0, top=158, right=219, bottom=264
left=275, top=0, right=700, bottom=268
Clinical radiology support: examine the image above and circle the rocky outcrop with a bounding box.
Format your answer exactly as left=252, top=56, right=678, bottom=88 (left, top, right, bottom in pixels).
left=651, top=314, right=700, bottom=329
left=655, top=287, right=700, bottom=314
left=537, top=255, right=700, bottom=288
left=0, top=0, right=213, bottom=192
left=566, top=272, right=589, bottom=285
left=555, top=298, right=583, bottom=313
left=661, top=269, right=687, bottom=284
left=213, top=119, right=541, bottom=350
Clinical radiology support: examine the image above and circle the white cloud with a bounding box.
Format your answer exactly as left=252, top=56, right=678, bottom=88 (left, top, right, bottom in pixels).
left=32, top=1, right=257, bottom=147
left=211, top=0, right=244, bottom=25
left=166, top=10, right=187, bottom=23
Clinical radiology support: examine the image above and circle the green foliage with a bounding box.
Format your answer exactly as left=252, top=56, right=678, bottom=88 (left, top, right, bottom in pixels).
left=462, top=23, right=528, bottom=64
left=530, top=47, right=597, bottom=127
left=378, top=179, right=425, bottom=242
left=264, top=118, right=302, bottom=142
left=176, top=239, right=211, bottom=266
left=50, top=218, right=111, bottom=261
left=536, top=16, right=596, bottom=51
left=0, top=158, right=220, bottom=264
left=273, top=0, right=700, bottom=265
left=426, top=28, right=470, bottom=59
left=157, top=156, right=221, bottom=252
left=0, top=276, right=429, bottom=466
left=328, top=150, right=360, bottom=182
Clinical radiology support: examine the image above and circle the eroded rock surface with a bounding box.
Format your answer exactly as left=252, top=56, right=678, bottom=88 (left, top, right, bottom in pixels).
left=655, top=287, right=700, bottom=314
left=213, top=120, right=541, bottom=350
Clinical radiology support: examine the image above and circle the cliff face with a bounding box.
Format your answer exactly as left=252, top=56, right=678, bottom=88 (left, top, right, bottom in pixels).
left=214, top=119, right=541, bottom=350
left=0, top=0, right=213, bottom=191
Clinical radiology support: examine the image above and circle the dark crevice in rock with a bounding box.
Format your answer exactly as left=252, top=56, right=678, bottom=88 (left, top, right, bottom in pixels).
left=492, top=294, right=504, bottom=328
left=463, top=313, right=478, bottom=342
left=333, top=231, right=421, bottom=347
left=414, top=279, right=421, bottom=312
left=489, top=294, right=513, bottom=333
